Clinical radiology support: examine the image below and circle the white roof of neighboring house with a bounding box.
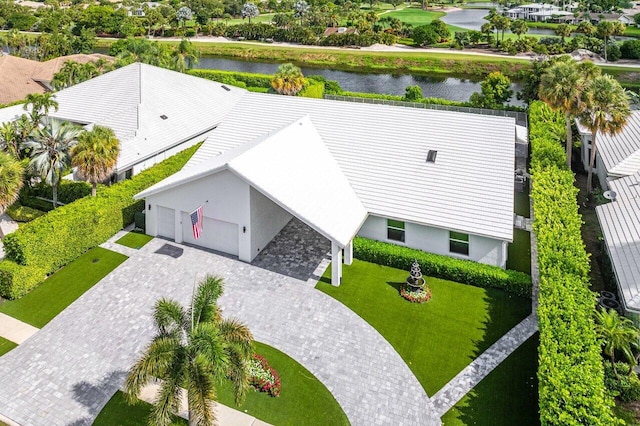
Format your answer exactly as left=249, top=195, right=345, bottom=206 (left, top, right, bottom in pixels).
left=0, top=63, right=247, bottom=172
left=579, top=111, right=640, bottom=178
left=138, top=116, right=367, bottom=246
left=596, top=172, right=640, bottom=312
left=142, top=92, right=516, bottom=242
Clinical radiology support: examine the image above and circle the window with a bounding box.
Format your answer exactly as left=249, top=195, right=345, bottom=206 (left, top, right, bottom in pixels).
left=449, top=231, right=469, bottom=256
left=387, top=219, right=405, bottom=242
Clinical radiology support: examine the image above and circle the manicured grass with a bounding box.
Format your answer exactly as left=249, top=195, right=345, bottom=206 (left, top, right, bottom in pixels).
left=384, top=8, right=467, bottom=32
left=507, top=229, right=531, bottom=275
left=227, top=13, right=276, bottom=25
left=441, top=334, right=539, bottom=426
left=317, top=259, right=531, bottom=395
left=515, top=186, right=530, bottom=218
left=95, top=342, right=348, bottom=426
left=0, top=247, right=127, bottom=328
left=217, top=342, right=349, bottom=425
left=94, top=392, right=186, bottom=426
left=115, top=232, right=153, bottom=249
left=0, top=336, right=17, bottom=357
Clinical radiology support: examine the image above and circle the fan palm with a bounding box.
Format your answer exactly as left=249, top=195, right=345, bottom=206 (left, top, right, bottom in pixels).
left=0, top=152, right=24, bottom=215
left=539, top=61, right=589, bottom=167
left=595, top=308, right=640, bottom=376
left=271, top=63, right=305, bottom=96
left=71, top=125, right=120, bottom=196
left=579, top=74, right=631, bottom=193
left=124, top=275, right=253, bottom=426
left=22, top=119, right=83, bottom=209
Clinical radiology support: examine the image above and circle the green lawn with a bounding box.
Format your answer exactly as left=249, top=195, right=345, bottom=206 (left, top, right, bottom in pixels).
left=227, top=13, right=276, bottom=25
left=95, top=342, right=348, bottom=426
left=0, top=336, right=17, bottom=357
left=317, top=259, right=531, bottom=395
left=441, top=334, right=540, bottom=426
left=0, top=247, right=127, bottom=328
left=384, top=8, right=466, bottom=32
left=116, top=232, right=153, bottom=249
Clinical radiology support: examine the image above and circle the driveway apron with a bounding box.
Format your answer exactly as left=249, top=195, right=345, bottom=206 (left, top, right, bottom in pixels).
left=0, top=231, right=439, bottom=425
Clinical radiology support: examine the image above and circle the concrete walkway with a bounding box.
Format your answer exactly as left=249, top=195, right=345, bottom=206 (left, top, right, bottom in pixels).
left=0, top=313, right=38, bottom=344
left=0, top=226, right=439, bottom=425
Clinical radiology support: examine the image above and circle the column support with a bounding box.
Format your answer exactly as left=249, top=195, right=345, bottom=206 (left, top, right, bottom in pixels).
left=344, top=241, right=353, bottom=265
left=331, top=241, right=342, bottom=286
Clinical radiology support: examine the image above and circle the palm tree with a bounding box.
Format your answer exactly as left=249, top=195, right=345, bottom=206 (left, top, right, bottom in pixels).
left=23, top=93, right=59, bottom=126
left=0, top=122, right=20, bottom=159
left=579, top=74, right=631, bottom=193
left=171, top=39, right=199, bottom=73
left=124, top=275, right=253, bottom=426
left=595, top=308, right=640, bottom=376
left=539, top=61, right=589, bottom=167
left=71, top=126, right=120, bottom=197
left=271, top=63, right=305, bottom=96
left=0, top=152, right=24, bottom=215
left=22, top=119, right=83, bottom=209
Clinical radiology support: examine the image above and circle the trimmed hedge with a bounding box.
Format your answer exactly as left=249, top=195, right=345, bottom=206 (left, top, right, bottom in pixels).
left=0, top=261, right=46, bottom=300
left=188, top=69, right=271, bottom=89
left=5, top=203, right=45, bottom=223
left=353, top=237, right=532, bottom=298
left=0, top=144, right=200, bottom=299
left=298, top=80, right=325, bottom=99
left=23, top=180, right=95, bottom=204
left=529, top=101, right=619, bottom=425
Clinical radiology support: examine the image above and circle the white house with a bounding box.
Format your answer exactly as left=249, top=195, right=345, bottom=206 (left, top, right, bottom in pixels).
left=506, top=3, right=561, bottom=21
left=134, top=81, right=520, bottom=284
left=0, top=63, right=245, bottom=181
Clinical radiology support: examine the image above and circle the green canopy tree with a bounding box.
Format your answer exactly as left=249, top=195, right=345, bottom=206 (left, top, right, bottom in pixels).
left=172, top=38, right=200, bottom=73
left=579, top=74, right=631, bottom=193
left=71, top=125, right=120, bottom=196
left=271, top=63, right=305, bottom=96
left=595, top=308, right=640, bottom=376
left=469, top=71, right=513, bottom=109
left=22, top=119, right=83, bottom=208
left=554, top=23, right=572, bottom=44
left=124, top=275, right=254, bottom=426
left=510, top=19, right=528, bottom=39
left=0, top=152, right=24, bottom=215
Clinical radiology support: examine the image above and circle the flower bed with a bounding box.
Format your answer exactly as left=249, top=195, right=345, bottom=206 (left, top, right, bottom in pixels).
left=400, top=285, right=432, bottom=303
left=248, top=354, right=281, bottom=397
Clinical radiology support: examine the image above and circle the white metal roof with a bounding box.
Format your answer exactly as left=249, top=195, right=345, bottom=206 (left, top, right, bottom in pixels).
left=172, top=93, right=516, bottom=242
left=596, top=172, right=640, bottom=312
left=0, top=63, right=247, bottom=172
left=138, top=116, right=367, bottom=246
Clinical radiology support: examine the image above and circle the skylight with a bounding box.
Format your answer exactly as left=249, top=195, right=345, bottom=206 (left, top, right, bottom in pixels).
left=426, top=150, right=437, bottom=163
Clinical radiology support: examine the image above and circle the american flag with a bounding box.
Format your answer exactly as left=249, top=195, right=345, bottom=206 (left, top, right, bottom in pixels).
left=190, top=205, right=203, bottom=239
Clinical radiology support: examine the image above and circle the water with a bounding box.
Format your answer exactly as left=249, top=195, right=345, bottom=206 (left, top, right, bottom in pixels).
left=195, top=57, right=524, bottom=105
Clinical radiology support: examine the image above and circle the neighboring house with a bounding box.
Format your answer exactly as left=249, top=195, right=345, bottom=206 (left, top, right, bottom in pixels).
left=0, top=53, right=113, bottom=104
left=133, top=70, right=521, bottom=284
left=0, top=63, right=245, bottom=180
left=587, top=13, right=634, bottom=25
left=323, top=27, right=359, bottom=37
left=506, top=3, right=560, bottom=21
left=577, top=111, right=640, bottom=190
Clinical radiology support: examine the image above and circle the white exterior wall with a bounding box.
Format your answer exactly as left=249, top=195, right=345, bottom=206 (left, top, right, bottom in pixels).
left=580, top=133, right=612, bottom=190
left=144, top=170, right=253, bottom=261
left=358, top=215, right=507, bottom=268
left=249, top=187, right=293, bottom=261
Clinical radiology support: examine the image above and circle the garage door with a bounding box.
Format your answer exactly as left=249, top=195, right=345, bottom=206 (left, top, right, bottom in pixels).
left=182, top=213, right=239, bottom=256
left=157, top=206, right=175, bottom=239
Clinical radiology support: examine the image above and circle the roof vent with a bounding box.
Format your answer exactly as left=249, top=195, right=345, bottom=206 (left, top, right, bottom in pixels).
left=160, top=115, right=168, bottom=120
left=603, top=190, right=617, bottom=201
left=426, top=150, right=437, bottom=163
left=221, top=85, right=231, bottom=91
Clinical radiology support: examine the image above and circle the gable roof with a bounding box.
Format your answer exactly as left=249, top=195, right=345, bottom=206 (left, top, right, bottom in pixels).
left=137, top=116, right=367, bottom=246
left=0, top=55, right=46, bottom=104
left=31, top=53, right=114, bottom=85
left=596, top=172, right=640, bottom=312
left=144, top=92, right=516, bottom=242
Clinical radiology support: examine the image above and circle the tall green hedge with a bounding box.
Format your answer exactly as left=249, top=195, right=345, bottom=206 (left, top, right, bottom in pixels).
left=529, top=101, right=619, bottom=425
left=353, top=237, right=532, bottom=298
left=0, top=144, right=201, bottom=299
left=188, top=69, right=272, bottom=89
left=298, top=80, right=325, bottom=99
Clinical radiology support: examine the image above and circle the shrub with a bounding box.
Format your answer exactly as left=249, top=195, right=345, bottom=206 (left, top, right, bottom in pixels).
left=403, top=85, right=423, bottom=102
left=307, top=75, right=342, bottom=94
left=298, top=79, right=325, bottom=98
left=530, top=101, right=619, bottom=425
left=621, top=39, right=640, bottom=59
left=1, top=144, right=200, bottom=294
left=23, top=180, right=93, bottom=204
left=248, top=354, right=281, bottom=397
left=353, top=237, right=532, bottom=297
left=5, top=203, right=45, bottom=223
left=188, top=69, right=272, bottom=89
left=0, top=261, right=47, bottom=300
left=412, top=25, right=439, bottom=46
left=606, top=43, right=622, bottom=62
left=604, top=362, right=640, bottom=403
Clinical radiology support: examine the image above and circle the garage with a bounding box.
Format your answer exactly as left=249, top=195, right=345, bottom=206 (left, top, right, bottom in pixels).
left=181, top=212, right=239, bottom=256
left=157, top=206, right=175, bottom=239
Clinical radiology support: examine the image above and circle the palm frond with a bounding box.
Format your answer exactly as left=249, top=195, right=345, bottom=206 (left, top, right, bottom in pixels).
left=190, top=275, right=224, bottom=326
left=218, top=318, right=254, bottom=359
left=189, top=322, right=229, bottom=378
left=186, top=354, right=217, bottom=426
left=153, top=298, right=188, bottom=337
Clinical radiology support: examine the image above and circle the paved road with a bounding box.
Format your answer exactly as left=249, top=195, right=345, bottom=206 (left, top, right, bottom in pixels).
left=0, top=222, right=439, bottom=426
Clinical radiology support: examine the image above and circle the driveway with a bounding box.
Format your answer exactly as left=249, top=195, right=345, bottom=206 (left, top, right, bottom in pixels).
left=0, top=223, right=439, bottom=426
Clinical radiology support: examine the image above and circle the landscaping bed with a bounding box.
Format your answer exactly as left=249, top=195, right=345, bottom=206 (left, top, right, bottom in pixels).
left=317, top=259, right=531, bottom=395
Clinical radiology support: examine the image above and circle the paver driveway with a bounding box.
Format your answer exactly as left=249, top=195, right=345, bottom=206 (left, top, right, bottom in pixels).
left=0, top=225, right=439, bottom=426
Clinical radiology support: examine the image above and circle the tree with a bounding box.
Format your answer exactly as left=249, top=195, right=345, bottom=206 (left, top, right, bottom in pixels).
left=412, top=25, right=439, bottom=46
left=0, top=122, right=20, bottom=159
left=177, top=6, right=194, bottom=28
left=579, top=74, right=631, bottom=193
left=539, top=61, right=588, bottom=167
left=469, top=71, right=513, bottom=109
left=124, top=275, right=253, bottom=425
left=595, top=308, right=640, bottom=376
left=491, top=15, right=511, bottom=46
left=171, top=38, right=199, bottom=72
left=429, top=19, right=450, bottom=41
left=22, top=119, right=83, bottom=209
left=0, top=152, right=24, bottom=215
left=23, top=93, right=59, bottom=126
left=577, top=20, right=596, bottom=37
left=403, top=85, right=423, bottom=101
left=271, top=63, right=305, bottom=95
left=293, top=0, right=309, bottom=24
left=597, top=20, right=625, bottom=62
left=510, top=19, right=528, bottom=39
left=71, top=125, right=120, bottom=197
left=481, top=22, right=494, bottom=46
left=241, top=2, right=259, bottom=23
left=554, top=23, right=572, bottom=44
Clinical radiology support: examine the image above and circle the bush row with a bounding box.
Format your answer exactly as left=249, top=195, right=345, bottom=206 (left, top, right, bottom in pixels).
left=5, top=203, right=45, bottom=223
left=188, top=69, right=272, bottom=89
left=0, top=144, right=200, bottom=299
left=529, top=101, right=618, bottom=425
left=353, top=237, right=532, bottom=298
left=22, top=180, right=94, bottom=205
